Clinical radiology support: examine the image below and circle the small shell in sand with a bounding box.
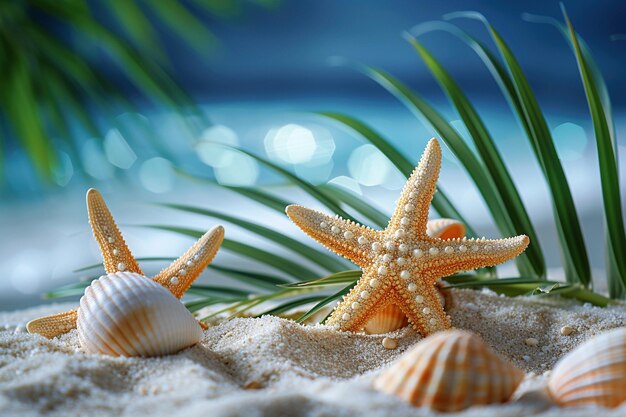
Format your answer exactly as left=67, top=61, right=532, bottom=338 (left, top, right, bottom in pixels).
left=364, top=304, right=408, bottom=334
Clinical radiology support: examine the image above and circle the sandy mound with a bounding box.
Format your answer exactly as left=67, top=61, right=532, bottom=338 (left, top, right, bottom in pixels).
left=1, top=289, right=626, bottom=417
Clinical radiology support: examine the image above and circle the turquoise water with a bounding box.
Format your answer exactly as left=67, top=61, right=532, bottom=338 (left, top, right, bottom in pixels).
left=1, top=99, right=624, bottom=310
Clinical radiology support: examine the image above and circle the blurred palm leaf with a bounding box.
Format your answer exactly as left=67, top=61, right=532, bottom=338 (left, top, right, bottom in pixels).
left=0, top=0, right=268, bottom=185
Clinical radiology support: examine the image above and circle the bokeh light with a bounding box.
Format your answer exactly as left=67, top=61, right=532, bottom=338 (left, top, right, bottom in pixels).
left=139, top=157, right=175, bottom=193
left=552, top=122, right=588, bottom=161
left=295, top=160, right=334, bottom=184
left=196, top=125, right=240, bottom=168
left=327, top=175, right=363, bottom=195
left=264, top=124, right=335, bottom=165
left=81, top=138, right=114, bottom=180
left=213, top=152, right=259, bottom=186
left=10, top=250, right=45, bottom=295
left=347, top=144, right=404, bottom=189
left=104, top=128, right=137, bottom=169
left=52, top=152, right=74, bottom=187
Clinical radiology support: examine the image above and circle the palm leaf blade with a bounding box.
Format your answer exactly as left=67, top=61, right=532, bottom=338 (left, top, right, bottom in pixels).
left=406, top=35, right=545, bottom=278
left=562, top=9, right=626, bottom=296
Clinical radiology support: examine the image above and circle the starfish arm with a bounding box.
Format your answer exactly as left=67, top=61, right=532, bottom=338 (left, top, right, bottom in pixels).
left=152, top=225, right=224, bottom=299
left=86, top=189, right=143, bottom=275
left=417, top=235, right=530, bottom=281
left=325, top=269, right=394, bottom=332
left=426, top=218, right=465, bottom=239
left=26, top=309, right=78, bottom=338
left=388, top=139, right=442, bottom=236
left=286, top=205, right=380, bottom=268
left=396, top=282, right=450, bottom=335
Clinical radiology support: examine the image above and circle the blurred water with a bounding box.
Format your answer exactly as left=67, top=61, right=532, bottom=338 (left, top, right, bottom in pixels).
left=1, top=98, right=624, bottom=310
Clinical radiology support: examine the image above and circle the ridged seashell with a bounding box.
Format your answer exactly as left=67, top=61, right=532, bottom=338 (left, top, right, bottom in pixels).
left=364, top=290, right=445, bottom=334
left=548, top=327, right=626, bottom=408
left=364, top=304, right=409, bottom=334
left=374, top=330, right=524, bottom=412
left=426, top=218, right=466, bottom=240
left=77, top=272, right=203, bottom=357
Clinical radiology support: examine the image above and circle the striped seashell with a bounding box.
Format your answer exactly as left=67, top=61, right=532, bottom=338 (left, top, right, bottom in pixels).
left=77, top=272, right=203, bottom=357
left=364, top=304, right=409, bottom=334
left=373, top=330, right=524, bottom=412
left=363, top=291, right=446, bottom=335
left=548, top=327, right=626, bottom=408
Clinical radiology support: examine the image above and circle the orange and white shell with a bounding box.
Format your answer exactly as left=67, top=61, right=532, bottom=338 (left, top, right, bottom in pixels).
left=426, top=218, right=465, bottom=240
left=549, top=327, right=626, bottom=408
left=363, top=294, right=446, bottom=335
left=363, top=304, right=409, bottom=334
left=77, top=272, right=203, bottom=357
left=373, top=330, right=524, bottom=412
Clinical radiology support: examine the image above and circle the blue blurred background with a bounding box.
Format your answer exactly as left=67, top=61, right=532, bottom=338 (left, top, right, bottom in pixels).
left=1, top=0, right=625, bottom=310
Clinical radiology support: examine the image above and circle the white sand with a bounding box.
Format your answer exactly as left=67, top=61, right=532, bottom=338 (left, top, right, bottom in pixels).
left=2, top=289, right=626, bottom=417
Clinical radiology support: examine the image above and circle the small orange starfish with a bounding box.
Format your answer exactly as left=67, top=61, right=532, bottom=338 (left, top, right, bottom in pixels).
left=27, top=189, right=224, bottom=338
left=286, top=139, right=529, bottom=335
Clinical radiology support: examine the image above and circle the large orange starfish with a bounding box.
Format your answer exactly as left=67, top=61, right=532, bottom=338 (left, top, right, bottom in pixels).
left=27, top=189, right=224, bottom=338
left=286, top=139, right=529, bottom=335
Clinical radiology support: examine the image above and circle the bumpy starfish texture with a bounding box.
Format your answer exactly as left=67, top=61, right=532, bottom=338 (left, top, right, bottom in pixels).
left=286, top=138, right=529, bottom=335
left=27, top=188, right=224, bottom=338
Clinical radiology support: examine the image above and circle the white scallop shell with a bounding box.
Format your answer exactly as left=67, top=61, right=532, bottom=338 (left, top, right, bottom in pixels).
left=374, top=330, right=524, bottom=412
left=549, top=327, right=626, bottom=408
left=77, top=272, right=203, bottom=357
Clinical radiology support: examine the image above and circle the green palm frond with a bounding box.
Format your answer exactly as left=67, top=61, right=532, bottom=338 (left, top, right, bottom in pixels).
left=403, top=34, right=545, bottom=279
left=443, top=11, right=591, bottom=286
left=0, top=0, right=265, bottom=185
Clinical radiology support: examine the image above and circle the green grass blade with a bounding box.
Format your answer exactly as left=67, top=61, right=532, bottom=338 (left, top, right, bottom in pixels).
left=158, top=203, right=348, bottom=272
left=73, top=257, right=177, bottom=273
left=256, top=296, right=328, bottom=317
left=185, top=297, right=245, bottom=313
left=405, top=35, right=545, bottom=278
left=318, top=112, right=415, bottom=174
left=442, top=276, right=610, bottom=306
left=176, top=170, right=293, bottom=213
left=318, top=183, right=389, bottom=228
left=143, top=0, right=217, bottom=55
left=410, top=21, right=526, bottom=131
left=4, top=53, right=56, bottom=180
left=521, top=10, right=624, bottom=297
left=296, top=284, right=353, bottom=323
left=362, top=67, right=539, bottom=277
left=186, top=285, right=250, bottom=298
left=210, top=265, right=288, bottom=290
left=140, top=225, right=319, bottom=280
left=318, top=112, right=478, bottom=237
left=228, top=146, right=358, bottom=222
left=445, top=12, right=591, bottom=286
left=45, top=281, right=93, bottom=299
left=521, top=13, right=617, bottom=146
left=280, top=270, right=362, bottom=288
left=72, top=257, right=284, bottom=292
left=105, top=0, right=163, bottom=60
left=221, top=186, right=292, bottom=213
left=220, top=238, right=319, bottom=281
left=561, top=8, right=626, bottom=296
